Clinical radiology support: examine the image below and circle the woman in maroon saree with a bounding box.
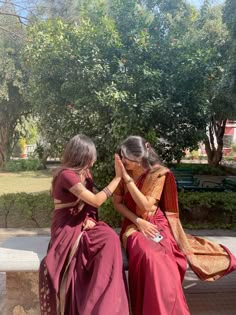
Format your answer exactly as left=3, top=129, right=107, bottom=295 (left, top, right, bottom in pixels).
left=113, top=136, right=236, bottom=315
left=39, top=134, right=129, bottom=315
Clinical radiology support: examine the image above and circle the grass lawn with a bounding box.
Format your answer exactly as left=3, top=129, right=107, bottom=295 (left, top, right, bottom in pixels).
left=0, top=170, right=52, bottom=195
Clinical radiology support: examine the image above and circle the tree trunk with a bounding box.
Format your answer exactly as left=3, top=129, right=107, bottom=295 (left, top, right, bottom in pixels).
left=204, top=116, right=226, bottom=167
left=0, top=118, right=13, bottom=168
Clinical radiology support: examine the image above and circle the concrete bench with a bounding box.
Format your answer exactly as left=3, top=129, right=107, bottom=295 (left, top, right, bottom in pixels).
left=0, top=230, right=235, bottom=315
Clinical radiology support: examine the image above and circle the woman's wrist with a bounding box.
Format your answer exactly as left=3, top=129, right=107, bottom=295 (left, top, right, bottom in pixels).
left=125, top=177, right=134, bottom=184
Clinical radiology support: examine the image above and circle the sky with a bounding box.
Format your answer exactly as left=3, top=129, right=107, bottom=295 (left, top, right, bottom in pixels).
left=1, top=0, right=226, bottom=18
left=189, top=0, right=225, bottom=8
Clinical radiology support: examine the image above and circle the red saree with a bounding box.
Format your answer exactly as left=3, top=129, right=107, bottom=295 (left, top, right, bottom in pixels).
left=39, top=169, right=129, bottom=315
left=119, top=168, right=236, bottom=315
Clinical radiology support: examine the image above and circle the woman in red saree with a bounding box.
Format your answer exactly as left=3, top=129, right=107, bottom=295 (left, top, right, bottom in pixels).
left=113, top=135, right=236, bottom=315
left=39, top=134, right=129, bottom=315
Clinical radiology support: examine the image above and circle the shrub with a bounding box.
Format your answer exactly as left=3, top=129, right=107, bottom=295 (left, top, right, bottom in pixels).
left=0, top=192, right=53, bottom=228
left=1, top=191, right=235, bottom=229
left=178, top=192, right=236, bottom=228
left=5, top=159, right=44, bottom=172
left=0, top=191, right=122, bottom=228
left=98, top=199, right=122, bottom=228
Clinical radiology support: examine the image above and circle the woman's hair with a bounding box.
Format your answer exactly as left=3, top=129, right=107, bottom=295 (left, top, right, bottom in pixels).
left=120, top=135, right=160, bottom=169
left=52, top=134, right=97, bottom=189
left=62, top=134, right=97, bottom=170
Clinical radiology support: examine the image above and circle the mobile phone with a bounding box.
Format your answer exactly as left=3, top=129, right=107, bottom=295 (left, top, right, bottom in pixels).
left=152, top=234, right=163, bottom=243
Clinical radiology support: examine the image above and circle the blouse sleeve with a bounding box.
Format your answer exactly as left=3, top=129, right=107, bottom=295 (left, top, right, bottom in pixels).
left=144, top=174, right=166, bottom=201
left=60, top=170, right=81, bottom=190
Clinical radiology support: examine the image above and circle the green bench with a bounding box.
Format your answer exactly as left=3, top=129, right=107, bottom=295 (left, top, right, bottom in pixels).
left=222, top=178, right=236, bottom=192
left=201, top=177, right=236, bottom=192
left=172, top=171, right=201, bottom=191
left=178, top=186, right=225, bottom=192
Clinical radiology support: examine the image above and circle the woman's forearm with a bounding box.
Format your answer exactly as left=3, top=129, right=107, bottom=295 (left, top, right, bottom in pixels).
left=70, top=176, right=121, bottom=208
left=90, top=176, right=122, bottom=207
left=113, top=199, right=159, bottom=238
left=113, top=201, right=139, bottom=224
left=125, top=180, right=154, bottom=212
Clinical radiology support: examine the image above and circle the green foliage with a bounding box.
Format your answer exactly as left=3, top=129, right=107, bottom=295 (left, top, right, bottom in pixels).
left=0, top=192, right=53, bottom=228
left=0, top=2, right=29, bottom=166
left=179, top=191, right=236, bottom=228
left=0, top=191, right=122, bottom=228
left=22, top=0, right=236, bottom=173
left=5, top=159, right=44, bottom=172
left=1, top=190, right=235, bottom=229
left=98, top=198, right=122, bottom=228
left=232, top=144, right=236, bottom=154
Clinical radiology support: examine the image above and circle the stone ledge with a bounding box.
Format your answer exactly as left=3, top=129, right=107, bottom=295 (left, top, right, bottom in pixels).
left=0, top=236, right=50, bottom=272
left=0, top=234, right=236, bottom=273
left=0, top=229, right=235, bottom=315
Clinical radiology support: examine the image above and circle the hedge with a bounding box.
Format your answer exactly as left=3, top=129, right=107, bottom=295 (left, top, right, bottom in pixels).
left=0, top=192, right=236, bottom=229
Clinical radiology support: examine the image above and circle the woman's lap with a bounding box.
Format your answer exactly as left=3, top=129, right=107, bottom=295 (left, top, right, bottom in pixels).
left=127, top=231, right=189, bottom=315
left=40, top=222, right=129, bottom=315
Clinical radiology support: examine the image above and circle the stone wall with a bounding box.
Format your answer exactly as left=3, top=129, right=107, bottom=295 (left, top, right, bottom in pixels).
left=6, top=272, right=39, bottom=315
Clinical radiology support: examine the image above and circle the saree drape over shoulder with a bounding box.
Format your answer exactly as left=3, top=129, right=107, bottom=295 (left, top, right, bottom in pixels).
left=39, top=169, right=129, bottom=315
left=116, top=167, right=236, bottom=315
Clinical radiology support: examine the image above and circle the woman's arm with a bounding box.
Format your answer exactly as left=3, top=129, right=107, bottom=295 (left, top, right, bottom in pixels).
left=118, top=158, right=165, bottom=214
left=113, top=194, right=158, bottom=238
left=124, top=179, right=157, bottom=212
left=69, top=154, right=122, bottom=208
left=70, top=176, right=121, bottom=208
left=113, top=194, right=139, bottom=223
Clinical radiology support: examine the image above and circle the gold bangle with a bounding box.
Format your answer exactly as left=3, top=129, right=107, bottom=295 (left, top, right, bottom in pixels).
left=125, top=178, right=134, bottom=184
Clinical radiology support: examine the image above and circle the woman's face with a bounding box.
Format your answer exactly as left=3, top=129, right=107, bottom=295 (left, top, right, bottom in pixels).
left=120, top=151, right=141, bottom=171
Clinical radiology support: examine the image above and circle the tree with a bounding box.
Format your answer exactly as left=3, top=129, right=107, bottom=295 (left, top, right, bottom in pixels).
left=200, top=1, right=236, bottom=165
left=0, top=1, right=29, bottom=166
left=223, top=0, right=236, bottom=95
left=24, top=0, right=234, bottom=176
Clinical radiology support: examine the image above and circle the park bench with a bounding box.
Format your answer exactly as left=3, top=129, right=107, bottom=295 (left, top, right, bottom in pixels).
left=202, top=177, right=236, bottom=192
left=171, top=167, right=194, bottom=175
left=0, top=229, right=235, bottom=315
left=171, top=168, right=202, bottom=191
left=178, top=185, right=225, bottom=192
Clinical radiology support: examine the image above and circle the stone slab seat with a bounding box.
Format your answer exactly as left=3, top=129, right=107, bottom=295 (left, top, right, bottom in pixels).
left=0, top=233, right=128, bottom=315
left=0, top=231, right=236, bottom=315
left=0, top=235, right=129, bottom=272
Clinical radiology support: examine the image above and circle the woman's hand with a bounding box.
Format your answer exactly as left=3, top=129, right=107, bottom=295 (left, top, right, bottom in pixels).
left=136, top=218, right=159, bottom=239
left=114, top=154, right=123, bottom=178
left=83, top=219, right=96, bottom=230
left=115, top=155, right=130, bottom=182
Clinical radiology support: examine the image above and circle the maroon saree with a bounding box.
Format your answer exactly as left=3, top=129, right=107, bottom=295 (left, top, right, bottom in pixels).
left=119, top=169, right=236, bottom=315
left=39, top=169, right=129, bottom=315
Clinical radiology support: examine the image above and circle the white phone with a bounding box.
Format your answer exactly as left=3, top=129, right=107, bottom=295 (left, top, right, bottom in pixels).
left=152, top=234, right=163, bottom=243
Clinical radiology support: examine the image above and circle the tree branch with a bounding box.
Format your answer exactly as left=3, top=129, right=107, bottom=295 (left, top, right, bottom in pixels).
left=0, top=25, right=24, bottom=38
left=0, top=11, right=29, bottom=25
